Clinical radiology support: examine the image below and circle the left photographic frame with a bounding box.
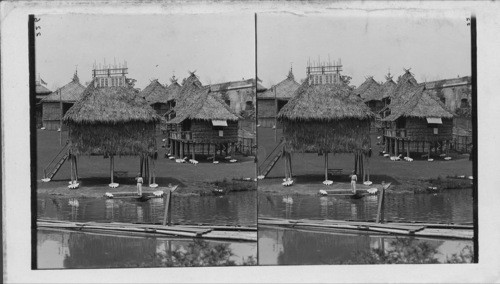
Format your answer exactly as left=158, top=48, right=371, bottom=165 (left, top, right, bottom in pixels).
left=30, top=13, right=258, bottom=269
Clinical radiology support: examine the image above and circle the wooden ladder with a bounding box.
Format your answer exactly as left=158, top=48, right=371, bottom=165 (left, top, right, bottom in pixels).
left=43, top=143, right=69, bottom=180
left=258, top=140, right=285, bottom=178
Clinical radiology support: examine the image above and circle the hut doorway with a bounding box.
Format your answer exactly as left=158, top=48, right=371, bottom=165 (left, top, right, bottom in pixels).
left=396, top=117, right=406, bottom=129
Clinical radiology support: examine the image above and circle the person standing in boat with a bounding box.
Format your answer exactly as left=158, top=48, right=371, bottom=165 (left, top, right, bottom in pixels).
left=350, top=170, right=357, bottom=194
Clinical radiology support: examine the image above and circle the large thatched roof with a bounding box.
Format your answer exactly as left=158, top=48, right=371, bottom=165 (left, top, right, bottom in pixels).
left=258, top=70, right=300, bottom=100
left=354, top=77, right=381, bottom=101
left=167, top=80, right=240, bottom=124
left=140, top=79, right=172, bottom=104
left=166, top=80, right=182, bottom=101
left=382, top=85, right=454, bottom=121
left=277, top=81, right=375, bottom=121
left=63, top=82, right=161, bottom=124
left=41, top=74, right=86, bottom=103
left=377, top=77, right=397, bottom=100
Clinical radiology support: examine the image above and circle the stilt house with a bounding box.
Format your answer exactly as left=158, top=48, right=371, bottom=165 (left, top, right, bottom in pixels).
left=41, top=72, right=86, bottom=130
left=62, top=82, right=161, bottom=186
left=140, top=79, right=173, bottom=116
left=165, top=72, right=241, bottom=161
left=381, top=70, right=454, bottom=157
left=273, top=61, right=375, bottom=182
left=257, top=68, right=300, bottom=128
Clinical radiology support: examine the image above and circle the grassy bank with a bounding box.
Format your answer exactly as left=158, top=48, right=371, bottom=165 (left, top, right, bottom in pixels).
left=257, top=127, right=473, bottom=195
left=37, top=130, right=256, bottom=197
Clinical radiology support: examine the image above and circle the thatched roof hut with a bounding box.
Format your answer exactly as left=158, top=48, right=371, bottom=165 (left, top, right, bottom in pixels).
left=377, top=76, right=397, bottom=102
left=259, top=69, right=300, bottom=100
left=354, top=77, right=381, bottom=101
left=41, top=73, right=86, bottom=130
left=382, top=85, right=454, bottom=122
left=277, top=81, right=375, bottom=153
left=165, top=73, right=242, bottom=160
left=63, top=82, right=161, bottom=156
left=166, top=76, right=182, bottom=101
left=140, top=79, right=171, bottom=105
left=42, top=73, right=86, bottom=103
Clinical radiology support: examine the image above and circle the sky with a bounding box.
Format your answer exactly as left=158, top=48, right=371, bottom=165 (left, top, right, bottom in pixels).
left=36, top=13, right=255, bottom=90
left=257, top=13, right=471, bottom=88
left=36, top=12, right=471, bottom=91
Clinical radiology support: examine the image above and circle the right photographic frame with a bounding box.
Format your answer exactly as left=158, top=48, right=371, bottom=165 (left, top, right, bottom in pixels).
left=256, top=10, right=476, bottom=265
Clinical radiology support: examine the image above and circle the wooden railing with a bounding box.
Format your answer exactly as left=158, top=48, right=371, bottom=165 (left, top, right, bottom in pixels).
left=169, top=131, right=192, bottom=141
left=385, top=128, right=407, bottom=138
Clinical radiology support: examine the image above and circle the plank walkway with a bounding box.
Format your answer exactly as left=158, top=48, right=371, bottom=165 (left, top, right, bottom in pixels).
left=38, top=219, right=257, bottom=242
left=259, top=217, right=473, bottom=240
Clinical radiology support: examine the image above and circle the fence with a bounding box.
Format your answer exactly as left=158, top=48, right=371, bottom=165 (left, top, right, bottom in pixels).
left=237, top=137, right=256, bottom=156
left=451, top=134, right=472, bottom=153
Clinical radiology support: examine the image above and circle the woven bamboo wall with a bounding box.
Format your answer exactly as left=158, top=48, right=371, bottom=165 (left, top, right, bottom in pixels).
left=190, top=120, right=238, bottom=143
left=257, top=99, right=276, bottom=118
left=405, top=117, right=453, bottom=141
left=42, top=102, right=62, bottom=121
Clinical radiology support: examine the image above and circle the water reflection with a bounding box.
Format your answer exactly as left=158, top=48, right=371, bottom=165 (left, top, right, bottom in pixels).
left=38, top=191, right=257, bottom=226
left=258, top=227, right=472, bottom=265
left=38, top=229, right=257, bottom=269
left=259, top=189, right=473, bottom=223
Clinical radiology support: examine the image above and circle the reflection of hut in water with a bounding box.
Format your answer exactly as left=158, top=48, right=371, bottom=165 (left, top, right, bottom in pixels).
left=381, top=70, right=454, bottom=158
left=277, top=74, right=375, bottom=182
left=165, top=72, right=241, bottom=161
left=277, top=230, right=371, bottom=265
left=63, top=82, right=161, bottom=187
left=63, top=232, right=157, bottom=268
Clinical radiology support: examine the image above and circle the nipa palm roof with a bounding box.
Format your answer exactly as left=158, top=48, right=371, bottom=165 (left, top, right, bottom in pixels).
left=258, top=72, right=301, bottom=100
left=140, top=79, right=172, bottom=104
left=277, top=81, right=375, bottom=121
left=63, top=82, right=161, bottom=124
left=41, top=75, right=86, bottom=103
left=354, top=77, right=381, bottom=101
left=167, top=78, right=240, bottom=124
left=36, top=84, right=52, bottom=94
left=382, top=85, right=454, bottom=121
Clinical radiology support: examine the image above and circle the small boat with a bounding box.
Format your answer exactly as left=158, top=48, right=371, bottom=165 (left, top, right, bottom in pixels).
left=212, top=188, right=227, bottom=196
left=350, top=192, right=366, bottom=199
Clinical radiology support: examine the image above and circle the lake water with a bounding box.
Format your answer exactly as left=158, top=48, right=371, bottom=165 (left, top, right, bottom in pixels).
left=258, top=227, right=473, bottom=265
left=258, top=188, right=474, bottom=265
left=37, top=191, right=257, bottom=268
left=38, top=229, right=257, bottom=269
left=38, top=191, right=257, bottom=226
left=259, top=188, right=473, bottom=223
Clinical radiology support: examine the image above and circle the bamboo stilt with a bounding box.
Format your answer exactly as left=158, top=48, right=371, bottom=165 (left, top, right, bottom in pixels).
left=407, top=141, right=410, bottom=158
left=139, top=155, right=143, bottom=177
left=70, top=154, right=74, bottom=184
left=110, top=155, right=114, bottom=184
left=74, top=155, right=78, bottom=183
left=428, top=141, right=431, bottom=158
left=288, top=152, right=293, bottom=179
left=192, top=143, right=196, bottom=161
left=152, top=156, right=156, bottom=184
left=324, top=152, right=328, bottom=181
left=148, top=156, right=152, bottom=186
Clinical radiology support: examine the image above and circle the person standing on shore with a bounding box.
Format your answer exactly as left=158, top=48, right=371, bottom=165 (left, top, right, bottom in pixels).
left=136, top=173, right=143, bottom=196
left=350, top=170, right=357, bottom=194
